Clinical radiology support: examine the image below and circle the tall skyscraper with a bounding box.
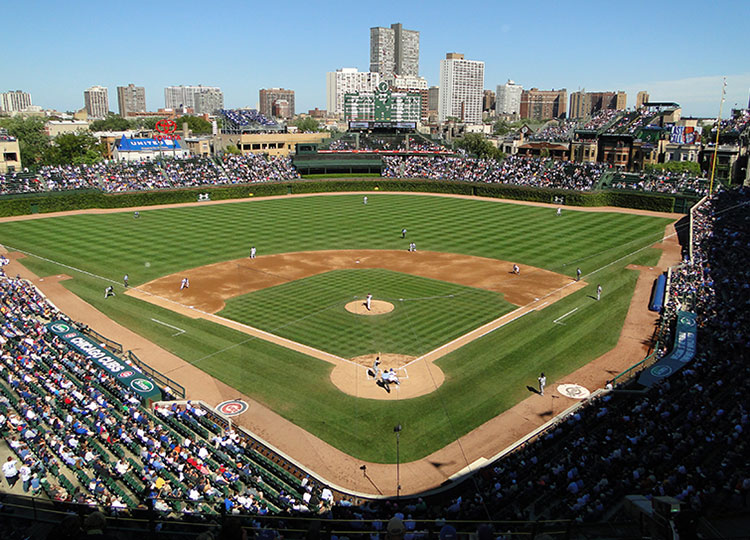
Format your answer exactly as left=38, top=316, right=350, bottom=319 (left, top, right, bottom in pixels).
left=569, top=90, right=626, bottom=119
left=370, top=23, right=419, bottom=80
left=164, top=85, right=223, bottom=114
left=0, top=90, right=32, bottom=113
left=117, top=84, right=146, bottom=117
left=259, top=88, right=296, bottom=119
left=326, top=68, right=380, bottom=115
left=84, top=86, right=109, bottom=119
left=438, top=53, right=484, bottom=124
left=495, top=80, right=523, bottom=116
left=519, top=88, right=567, bottom=120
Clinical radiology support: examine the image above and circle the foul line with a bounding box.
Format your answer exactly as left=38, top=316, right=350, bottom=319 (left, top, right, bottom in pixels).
left=553, top=307, right=579, bottom=326
left=151, top=318, right=186, bottom=337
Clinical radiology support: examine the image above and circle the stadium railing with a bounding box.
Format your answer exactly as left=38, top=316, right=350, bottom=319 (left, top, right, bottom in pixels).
left=127, top=350, right=185, bottom=398
left=83, top=326, right=124, bottom=355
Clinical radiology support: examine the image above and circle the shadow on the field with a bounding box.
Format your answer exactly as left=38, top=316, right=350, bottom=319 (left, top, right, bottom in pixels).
left=376, top=380, right=391, bottom=393
left=526, top=385, right=541, bottom=395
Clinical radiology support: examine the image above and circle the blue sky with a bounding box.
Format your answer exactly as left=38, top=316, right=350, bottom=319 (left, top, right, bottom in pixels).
left=3, top=0, right=748, bottom=118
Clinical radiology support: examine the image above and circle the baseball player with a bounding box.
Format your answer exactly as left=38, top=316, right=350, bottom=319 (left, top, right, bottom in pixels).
left=366, top=293, right=373, bottom=311
left=576, top=268, right=582, bottom=281
left=134, top=211, right=140, bottom=219
left=513, top=264, right=520, bottom=275
left=363, top=196, right=368, bottom=205
left=123, top=274, right=129, bottom=288
left=401, top=228, right=407, bottom=239
left=104, top=286, right=115, bottom=299
left=597, top=284, right=602, bottom=301
left=250, top=246, right=257, bottom=259
left=372, top=356, right=381, bottom=379
left=180, top=278, right=189, bottom=290
left=556, top=207, right=562, bottom=216
left=538, top=373, right=546, bottom=395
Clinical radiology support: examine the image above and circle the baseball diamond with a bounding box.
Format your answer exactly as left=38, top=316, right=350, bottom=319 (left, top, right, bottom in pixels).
left=0, top=193, right=674, bottom=469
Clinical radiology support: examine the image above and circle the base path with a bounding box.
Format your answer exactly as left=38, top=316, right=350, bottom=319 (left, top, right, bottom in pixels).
left=0, top=193, right=684, bottom=497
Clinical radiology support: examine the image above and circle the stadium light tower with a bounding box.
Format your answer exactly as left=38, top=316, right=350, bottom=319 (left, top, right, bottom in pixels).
left=394, top=424, right=402, bottom=499
left=709, top=77, right=727, bottom=195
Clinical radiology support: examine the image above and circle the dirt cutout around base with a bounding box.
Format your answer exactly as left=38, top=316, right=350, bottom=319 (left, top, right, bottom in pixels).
left=330, top=353, right=443, bottom=400
left=345, top=299, right=394, bottom=315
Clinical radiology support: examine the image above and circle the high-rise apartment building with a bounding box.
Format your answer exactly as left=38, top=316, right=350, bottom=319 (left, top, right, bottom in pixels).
left=636, top=90, right=650, bottom=109
left=438, top=53, right=484, bottom=124
left=117, top=84, right=146, bottom=117
left=370, top=23, right=419, bottom=80
left=259, top=88, right=296, bottom=119
left=428, top=86, right=440, bottom=112
left=569, top=90, right=626, bottom=119
left=495, top=80, right=523, bottom=116
left=84, top=86, right=109, bottom=119
left=0, top=90, right=32, bottom=113
left=326, top=68, right=380, bottom=116
left=164, top=85, right=223, bottom=114
left=194, top=89, right=224, bottom=115
left=519, top=88, right=567, bottom=120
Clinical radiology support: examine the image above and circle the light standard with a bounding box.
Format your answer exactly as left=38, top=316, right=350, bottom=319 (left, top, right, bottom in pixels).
left=394, top=424, right=402, bottom=499
left=709, top=77, right=727, bottom=195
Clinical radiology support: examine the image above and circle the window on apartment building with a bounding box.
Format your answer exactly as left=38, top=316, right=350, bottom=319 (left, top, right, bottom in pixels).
left=3, top=152, right=18, bottom=161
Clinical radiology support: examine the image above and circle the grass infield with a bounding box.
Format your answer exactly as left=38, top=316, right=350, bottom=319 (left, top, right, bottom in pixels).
left=0, top=194, right=673, bottom=462
left=220, top=268, right=515, bottom=358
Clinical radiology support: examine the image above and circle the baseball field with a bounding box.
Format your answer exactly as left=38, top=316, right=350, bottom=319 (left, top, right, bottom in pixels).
left=0, top=193, right=674, bottom=465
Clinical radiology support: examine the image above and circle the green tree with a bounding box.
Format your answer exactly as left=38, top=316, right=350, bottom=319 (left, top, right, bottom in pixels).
left=293, top=117, right=321, bottom=132
left=47, top=132, right=104, bottom=166
left=89, top=114, right=132, bottom=132
left=0, top=116, right=51, bottom=168
left=645, top=161, right=701, bottom=175
left=225, top=144, right=242, bottom=155
left=493, top=119, right=511, bottom=135
left=454, top=133, right=505, bottom=160
left=176, top=115, right=212, bottom=135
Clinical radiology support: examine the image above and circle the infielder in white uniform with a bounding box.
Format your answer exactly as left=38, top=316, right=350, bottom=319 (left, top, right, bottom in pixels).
left=180, top=278, right=190, bottom=290
left=513, top=264, right=520, bottom=275
left=250, top=246, right=257, bottom=259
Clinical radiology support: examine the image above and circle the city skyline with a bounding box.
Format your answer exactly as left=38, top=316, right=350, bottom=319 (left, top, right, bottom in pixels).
left=2, top=0, right=748, bottom=118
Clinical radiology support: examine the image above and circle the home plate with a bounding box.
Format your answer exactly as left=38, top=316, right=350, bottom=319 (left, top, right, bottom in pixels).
left=557, top=384, right=590, bottom=399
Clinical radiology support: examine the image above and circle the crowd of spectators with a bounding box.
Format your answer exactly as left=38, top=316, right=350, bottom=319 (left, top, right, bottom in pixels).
left=0, top=273, right=326, bottom=520
left=222, top=154, right=300, bottom=183
left=609, top=170, right=709, bottom=196
left=382, top=155, right=606, bottom=190
left=527, top=119, right=578, bottom=142
left=581, top=109, right=620, bottom=131
left=220, top=109, right=278, bottom=130
left=38, top=164, right=104, bottom=191
left=0, top=170, right=46, bottom=195
left=162, top=158, right=230, bottom=187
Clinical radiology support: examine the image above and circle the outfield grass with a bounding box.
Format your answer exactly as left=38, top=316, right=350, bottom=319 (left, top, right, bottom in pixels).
left=0, top=194, right=673, bottom=462
left=220, top=268, right=515, bottom=358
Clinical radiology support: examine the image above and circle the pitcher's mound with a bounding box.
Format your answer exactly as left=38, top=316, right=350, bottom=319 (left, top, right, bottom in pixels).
left=345, top=299, right=394, bottom=315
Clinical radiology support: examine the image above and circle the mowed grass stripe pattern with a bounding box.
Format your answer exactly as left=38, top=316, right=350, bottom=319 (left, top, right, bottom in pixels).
left=0, top=195, right=675, bottom=462
left=219, top=269, right=514, bottom=358
left=0, top=195, right=671, bottom=286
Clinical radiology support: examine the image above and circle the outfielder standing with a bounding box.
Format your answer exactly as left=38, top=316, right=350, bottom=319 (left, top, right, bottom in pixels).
left=401, top=228, right=407, bottom=239
left=596, top=284, right=602, bottom=301
left=123, top=274, right=129, bottom=288
left=363, top=196, right=368, bottom=205
left=250, top=246, right=256, bottom=259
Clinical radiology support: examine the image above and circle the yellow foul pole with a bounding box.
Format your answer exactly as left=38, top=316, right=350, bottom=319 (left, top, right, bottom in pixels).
left=709, top=78, right=727, bottom=195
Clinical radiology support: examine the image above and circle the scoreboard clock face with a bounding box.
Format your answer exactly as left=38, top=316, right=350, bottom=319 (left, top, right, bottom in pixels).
left=521, top=126, right=529, bottom=134
left=377, top=81, right=389, bottom=93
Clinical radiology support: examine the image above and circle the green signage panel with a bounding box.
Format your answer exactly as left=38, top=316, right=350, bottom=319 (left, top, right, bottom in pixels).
left=46, top=321, right=162, bottom=403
